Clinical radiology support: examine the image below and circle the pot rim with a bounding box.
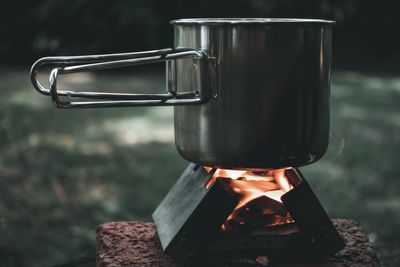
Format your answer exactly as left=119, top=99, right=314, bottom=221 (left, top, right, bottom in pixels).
left=171, top=18, right=335, bottom=25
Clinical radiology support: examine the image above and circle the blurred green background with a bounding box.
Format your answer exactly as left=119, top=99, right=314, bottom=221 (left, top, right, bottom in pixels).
left=0, top=1, right=399, bottom=267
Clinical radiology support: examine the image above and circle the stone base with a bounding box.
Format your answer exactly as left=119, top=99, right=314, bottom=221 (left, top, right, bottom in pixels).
left=96, top=219, right=380, bottom=267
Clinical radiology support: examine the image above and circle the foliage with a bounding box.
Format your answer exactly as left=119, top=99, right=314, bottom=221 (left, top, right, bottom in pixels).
left=0, top=0, right=399, bottom=70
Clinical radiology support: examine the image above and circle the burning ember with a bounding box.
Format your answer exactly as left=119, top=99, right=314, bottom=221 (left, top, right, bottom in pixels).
left=204, top=167, right=299, bottom=234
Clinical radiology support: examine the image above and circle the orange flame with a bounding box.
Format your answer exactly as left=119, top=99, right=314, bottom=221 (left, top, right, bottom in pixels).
left=205, top=167, right=297, bottom=234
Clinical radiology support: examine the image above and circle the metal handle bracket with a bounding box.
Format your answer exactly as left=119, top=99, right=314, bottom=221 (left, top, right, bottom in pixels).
left=30, top=48, right=213, bottom=108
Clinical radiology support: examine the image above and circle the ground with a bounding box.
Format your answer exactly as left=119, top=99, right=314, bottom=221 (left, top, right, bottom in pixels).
left=0, top=67, right=399, bottom=267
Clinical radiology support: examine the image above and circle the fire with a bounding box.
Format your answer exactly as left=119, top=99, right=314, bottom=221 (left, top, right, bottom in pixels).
left=205, top=167, right=296, bottom=234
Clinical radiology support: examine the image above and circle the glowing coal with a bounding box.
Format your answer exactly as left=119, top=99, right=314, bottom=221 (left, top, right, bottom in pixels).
left=204, top=167, right=296, bottom=234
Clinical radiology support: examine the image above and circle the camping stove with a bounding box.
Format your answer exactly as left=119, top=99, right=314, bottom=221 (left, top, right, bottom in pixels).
left=153, top=164, right=344, bottom=265
left=29, top=18, right=342, bottom=266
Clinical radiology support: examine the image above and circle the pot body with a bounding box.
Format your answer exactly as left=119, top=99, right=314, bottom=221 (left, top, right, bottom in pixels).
left=172, top=19, right=333, bottom=169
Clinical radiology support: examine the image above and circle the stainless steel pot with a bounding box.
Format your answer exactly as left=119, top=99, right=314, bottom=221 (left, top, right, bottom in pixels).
left=30, top=18, right=335, bottom=169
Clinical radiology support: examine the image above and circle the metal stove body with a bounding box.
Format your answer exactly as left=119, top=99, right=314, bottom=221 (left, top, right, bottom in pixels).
left=153, top=164, right=344, bottom=265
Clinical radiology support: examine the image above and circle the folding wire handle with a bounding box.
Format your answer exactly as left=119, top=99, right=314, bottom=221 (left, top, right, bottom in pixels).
left=30, top=48, right=214, bottom=108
